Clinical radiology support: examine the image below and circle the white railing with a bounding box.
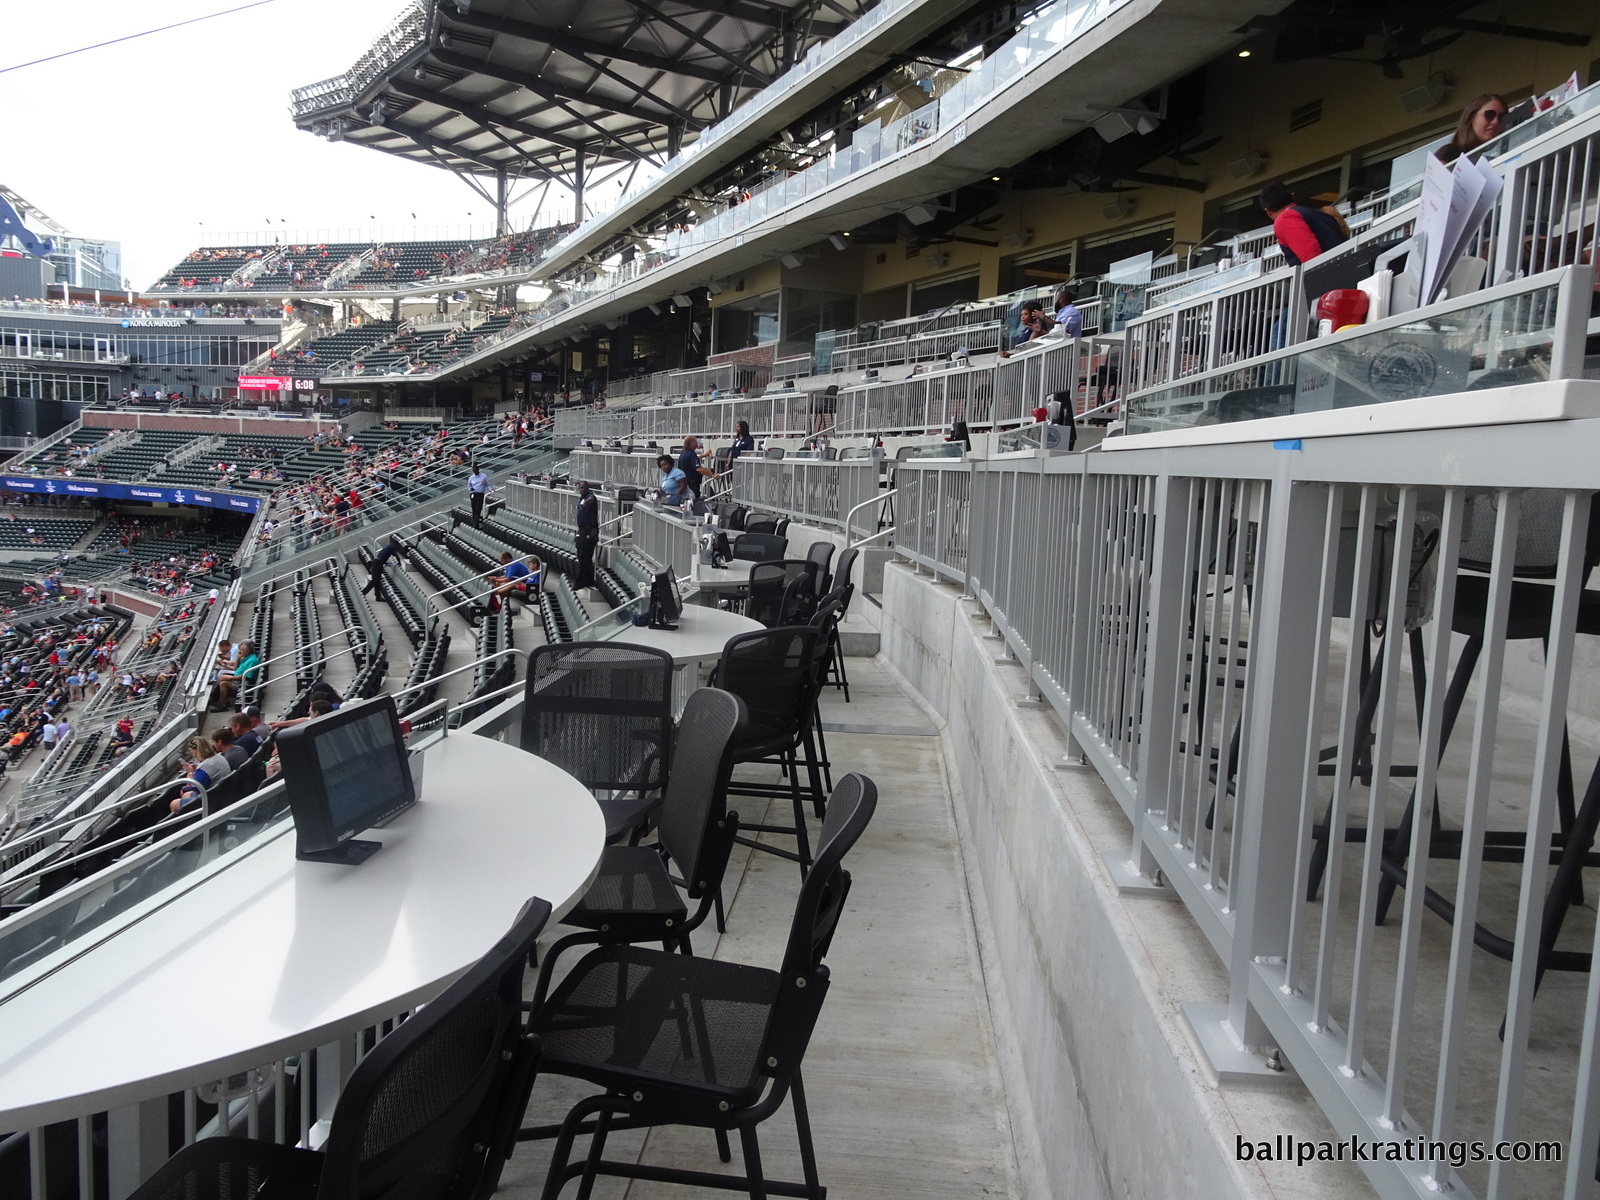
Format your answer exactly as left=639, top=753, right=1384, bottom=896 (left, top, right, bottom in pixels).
left=895, top=410, right=1600, bottom=1199
left=631, top=502, right=697, bottom=578
left=731, top=455, right=882, bottom=536
left=1125, top=84, right=1600, bottom=402
left=289, top=1, right=429, bottom=117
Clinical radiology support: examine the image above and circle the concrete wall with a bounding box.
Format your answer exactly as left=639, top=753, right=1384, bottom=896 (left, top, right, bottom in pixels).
left=878, top=561, right=1370, bottom=1200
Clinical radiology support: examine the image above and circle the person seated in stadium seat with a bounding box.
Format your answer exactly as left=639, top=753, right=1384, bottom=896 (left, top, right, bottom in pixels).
left=491, top=552, right=539, bottom=606
left=1017, top=301, right=1056, bottom=343
left=173, top=733, right=232, bottom=812
left=268, top=697, right=334, bottom=733
left=213, top=639, right=259, bottom=710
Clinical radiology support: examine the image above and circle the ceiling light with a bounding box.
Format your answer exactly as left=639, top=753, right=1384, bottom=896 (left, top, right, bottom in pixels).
left=1237, top=49, right=1251, bottom=58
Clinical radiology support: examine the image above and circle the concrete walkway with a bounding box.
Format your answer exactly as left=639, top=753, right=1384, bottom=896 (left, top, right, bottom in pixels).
left=502, top=657, right=1022, bottom=1199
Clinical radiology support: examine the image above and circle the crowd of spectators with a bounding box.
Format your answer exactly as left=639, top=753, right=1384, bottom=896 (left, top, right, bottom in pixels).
left=0, top=607, right=128, bottom=775
left=433, top=223, right=576, bottom=277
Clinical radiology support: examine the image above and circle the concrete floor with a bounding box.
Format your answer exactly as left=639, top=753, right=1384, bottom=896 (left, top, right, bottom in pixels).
left=500, top=658, right=1022, bottom=1200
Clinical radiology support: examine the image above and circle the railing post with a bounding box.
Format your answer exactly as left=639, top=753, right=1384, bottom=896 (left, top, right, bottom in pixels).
left=107, top=1097, right=168, bottom=1199
left=1104, top=473, right=1191, bottom=894
left=1185, top=466, right=1328, bottom=1082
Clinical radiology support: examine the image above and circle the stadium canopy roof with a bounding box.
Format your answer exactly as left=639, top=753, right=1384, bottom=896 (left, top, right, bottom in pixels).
left=290, top=0, right=868, bottom=198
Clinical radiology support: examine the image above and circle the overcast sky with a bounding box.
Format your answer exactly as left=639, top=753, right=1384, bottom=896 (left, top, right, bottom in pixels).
left=3, top=1, right=564, bottom=289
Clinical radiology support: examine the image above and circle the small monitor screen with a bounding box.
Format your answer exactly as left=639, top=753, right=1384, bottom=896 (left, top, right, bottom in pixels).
left=313, top=707, right=411, bottom=830
left=652, top=569, right=682, bottom=624
left=280, top=694, right=416, bottom=861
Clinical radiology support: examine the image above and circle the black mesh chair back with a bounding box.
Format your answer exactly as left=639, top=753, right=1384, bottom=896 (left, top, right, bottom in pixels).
left=779, top=567, right=819, bottom=625
left=715, top=626, right=821, bottom=759
left=832, top=546, right=859, bottom=613
left=805, top=542, right=836, bottom=593
left=318, top=897, right=552, bottom=1200
left=747, top=560, right=817, bottom=628
left=731, top=532, right=786, bottom=562
left=125, top=901, right=552, bottom=1200
left=768, top=774, right=877, bottom=1061
left=810, top=589, right=846, bottom=642
left=520, top=643, right=675, bottom=793
left=1458, top=490, right=1600, bottom=578
left=656, top=688, right=747, bottom=899
left=744, top=517, right=780, bottom=536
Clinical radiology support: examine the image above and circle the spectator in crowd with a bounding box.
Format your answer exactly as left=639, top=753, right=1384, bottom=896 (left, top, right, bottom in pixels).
left=1018, top=301, right=1056, bottom=343
left=229, top=711, right=263, bottom=758
left=1052, top=287, right=1083, bottom=338
left=574, top=480, right=599, bottom=591
left=1258, top=181, right=1351, bottom=266
left=491, top=552, right=538, bottom=606
left=214, top=639, right=260, bottom=709
left=109, top=718, right=135, bottom=756
left=1438, top=94, right=1510, bottom=164
left=173, top=733, right=231, bottom=811
left=467, top=465, right=491, bottom=526
left=40, top=717, right=57, bottom=756
left=730, top=420, right=756, bottom=462
left=363, top=536, right=405, bottom=596
left=677, top=436, right=712, bottom=500
left=656, top=455, right=689, bottom=505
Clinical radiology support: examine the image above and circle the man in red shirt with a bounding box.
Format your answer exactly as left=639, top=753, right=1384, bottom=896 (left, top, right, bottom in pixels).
left=1259, top=182, right=1349, bottom=267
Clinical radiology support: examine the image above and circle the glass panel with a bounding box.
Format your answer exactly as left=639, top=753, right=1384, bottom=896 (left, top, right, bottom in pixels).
left=0, top=783, right=293, bottom=995
left=1125, top=284, right=1562, bottom=436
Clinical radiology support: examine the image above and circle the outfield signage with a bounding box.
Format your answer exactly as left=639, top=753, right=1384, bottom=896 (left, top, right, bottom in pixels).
left=0, top=476, right=262, bottom=512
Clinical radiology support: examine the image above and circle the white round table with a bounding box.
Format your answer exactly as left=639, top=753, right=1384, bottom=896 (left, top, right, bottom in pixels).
left=607, top=603, right=763, bottom=666
left=0, top=734, right=604, bottom=1137
left=604, top=605, right=764, bottom=711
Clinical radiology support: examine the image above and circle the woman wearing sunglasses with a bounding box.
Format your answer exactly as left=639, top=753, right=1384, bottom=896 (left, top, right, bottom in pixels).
left=1438, top=94, right=1509, bottom=164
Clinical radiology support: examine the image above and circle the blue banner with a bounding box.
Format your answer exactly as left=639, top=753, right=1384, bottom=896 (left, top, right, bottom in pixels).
left=0, top=476, right=262, bottom=513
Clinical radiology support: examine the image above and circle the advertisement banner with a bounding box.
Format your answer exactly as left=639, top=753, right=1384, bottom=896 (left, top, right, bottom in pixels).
left=0, top=476, right=262, bottom=512
left=237, top=375, right=290, bottom=390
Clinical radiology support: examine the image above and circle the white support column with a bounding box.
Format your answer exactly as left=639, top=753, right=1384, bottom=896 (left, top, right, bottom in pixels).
left=107, top=1097, right=169, bottom=1200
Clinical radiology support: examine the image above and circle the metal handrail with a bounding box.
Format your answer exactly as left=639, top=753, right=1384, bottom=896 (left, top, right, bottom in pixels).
left=0, top=777, right=192, bottom=860
left=388, top=646, right=529, bottom=705
left=0, top=787, right=212, bottom=893
left=843, top=487, right=896, bottom=534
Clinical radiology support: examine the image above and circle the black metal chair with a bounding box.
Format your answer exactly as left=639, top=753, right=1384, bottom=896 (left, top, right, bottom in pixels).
left=543, top=687, right=747, bottom=961
left=746, top=560, right=818, bottom=628
left=521, top=643, right=676, bottom=843
left=743, top=517, right=781, bottom=537
left=807, top=588, right=848, bottom=793
left=823, top=547, right=859, bottom=700
left=805, top=542, right=836, bottom=594
left=713, top=626, right=827, bottom=874
left=1365, top=492, right=1600, bottom=1001
left=731, top=532, right=787, bottom=563
left=521, top=774, right=878, bottom=1200
left=125, top=898, right=552, bottom=1200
